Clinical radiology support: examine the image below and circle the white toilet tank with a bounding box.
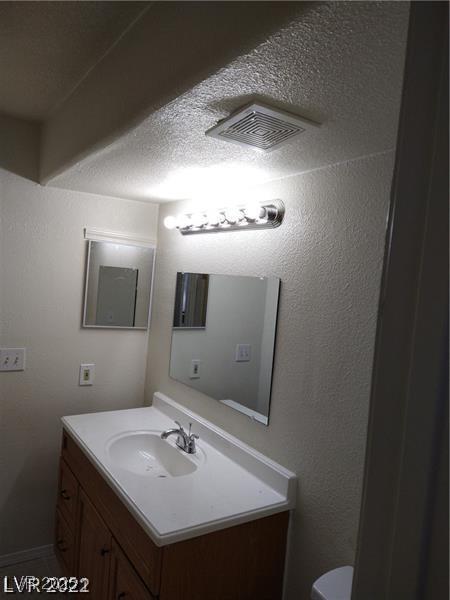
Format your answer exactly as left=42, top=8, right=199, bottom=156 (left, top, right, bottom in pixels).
left=311, top=566, right=354, bottom=600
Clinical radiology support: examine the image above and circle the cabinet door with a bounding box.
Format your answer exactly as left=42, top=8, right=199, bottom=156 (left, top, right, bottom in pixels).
left=57, top=458, right=79, bottom=528
left=55, top=509, right=76, bottom=574
left=109, top=540, right=155, bottom=600
left=78, top=489, right=112, bottom=600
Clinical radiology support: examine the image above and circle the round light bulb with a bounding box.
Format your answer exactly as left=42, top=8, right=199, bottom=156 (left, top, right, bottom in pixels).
left=176, top=214, right=192, bottom=229
left=163, top=215, right=178, bottom=230
left=257, top=207, right=268, bottom=223
left=244, top=203, right=264, bottom=221
left=224, top=208, right=244, bottom=224
left=206, top=211, right=224, bottom=227
left=191, top=213, right=207, bottom=228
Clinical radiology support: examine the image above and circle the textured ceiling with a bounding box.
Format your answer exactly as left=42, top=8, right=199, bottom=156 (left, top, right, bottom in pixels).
left=39, top=2, right=306, bottom=183
left=0, top=1, right=147, bottom=120
left=48, top=2, right=409, bottom=204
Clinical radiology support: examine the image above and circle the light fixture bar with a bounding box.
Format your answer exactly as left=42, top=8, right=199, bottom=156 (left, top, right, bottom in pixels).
left=164, top=200, right=285, bottom=235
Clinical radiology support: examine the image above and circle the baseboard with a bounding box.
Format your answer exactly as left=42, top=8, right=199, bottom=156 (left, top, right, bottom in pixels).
left=0, top=544, right=54, bottom=568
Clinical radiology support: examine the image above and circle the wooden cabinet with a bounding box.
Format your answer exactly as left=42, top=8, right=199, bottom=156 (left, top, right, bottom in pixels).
left=56, top=429, right=289, bottom=600
left=59, top=430, right=161, bottom=596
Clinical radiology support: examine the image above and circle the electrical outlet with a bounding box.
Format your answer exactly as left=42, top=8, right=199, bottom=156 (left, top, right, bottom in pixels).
left=79, top=363, right=95, bottom=386
left=0, top=348, right=26, bottom=372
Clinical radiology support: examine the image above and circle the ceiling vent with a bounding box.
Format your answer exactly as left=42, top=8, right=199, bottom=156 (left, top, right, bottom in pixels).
left=205, top=101, right=319, bottom=152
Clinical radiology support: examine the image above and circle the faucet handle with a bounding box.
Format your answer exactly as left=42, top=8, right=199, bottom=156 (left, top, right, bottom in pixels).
left=174, top=420, right=184, bottom=431
left=188, top=423, right=199, bottom=439
left=186, top=425, right=199, bottom=454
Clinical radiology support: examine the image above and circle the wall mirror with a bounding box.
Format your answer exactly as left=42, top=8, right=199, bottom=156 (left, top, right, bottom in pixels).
left=169, top=272, right=280, bottom=425
left=83, top=240, right=155, bottom=329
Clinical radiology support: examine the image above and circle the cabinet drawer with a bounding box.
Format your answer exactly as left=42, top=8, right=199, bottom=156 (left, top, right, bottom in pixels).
left=55, top=509, right=76, bottom=574
left=57, top=457, right=79, bottom=528
left=62, top=430, right=162, bottom=597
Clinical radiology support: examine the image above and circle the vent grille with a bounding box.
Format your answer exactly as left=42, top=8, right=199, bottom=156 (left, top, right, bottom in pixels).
left=206, top=102, right=318, bottom=152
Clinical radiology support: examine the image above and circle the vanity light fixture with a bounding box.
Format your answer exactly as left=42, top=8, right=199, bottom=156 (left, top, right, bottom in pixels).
left=163, top=200, right=285, bottom=235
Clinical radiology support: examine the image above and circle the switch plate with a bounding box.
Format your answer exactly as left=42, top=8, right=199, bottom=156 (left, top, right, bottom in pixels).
left=79, top=363, right=95, bottom=386
left=0, top=348, right=26, bottom=372
left=235, top=344, right=251, bottom=362
left=189, top=359, right=201, bottom=379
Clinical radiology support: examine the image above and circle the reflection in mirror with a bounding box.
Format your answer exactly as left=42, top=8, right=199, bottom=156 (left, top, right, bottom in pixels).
left=173, top=273, right=209, bottom=328
left=83, top=240, right=155, bottom=329
left=170, top=272, right=280, bottom=425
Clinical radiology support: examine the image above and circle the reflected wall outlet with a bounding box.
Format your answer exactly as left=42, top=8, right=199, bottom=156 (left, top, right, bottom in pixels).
left=79, top=363, right=95, bottom=386
left=0, top=348, right=26, bottom=372
left=190, top=359, right=201, bottom=379
left=235, top=344, right=251, bottom=362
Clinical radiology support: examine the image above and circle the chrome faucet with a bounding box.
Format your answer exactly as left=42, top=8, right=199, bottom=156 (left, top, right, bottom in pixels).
left=161, top=420, right=199, bottom=454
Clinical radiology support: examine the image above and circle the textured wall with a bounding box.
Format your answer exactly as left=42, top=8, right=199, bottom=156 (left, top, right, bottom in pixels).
left=145, top=151, right=394, bottom=599
left=0, top=170, right=158, bottom=555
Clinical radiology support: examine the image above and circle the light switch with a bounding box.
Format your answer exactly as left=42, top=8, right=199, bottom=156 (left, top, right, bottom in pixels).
left=189, top=359, right=201, bottom=379
left=0, top=348, right=26, bottom=372
left=235, top=344, right=251, bottom=362
left=79, top=363, right=95, bottom=386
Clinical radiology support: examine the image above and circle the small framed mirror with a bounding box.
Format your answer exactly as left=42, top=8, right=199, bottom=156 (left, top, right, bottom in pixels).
left=169, top=272, right=280, bottom=425
left=83, top=240, right=155, bottom=329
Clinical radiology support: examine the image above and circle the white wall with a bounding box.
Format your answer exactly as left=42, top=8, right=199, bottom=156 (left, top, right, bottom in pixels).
left=145, top=151, right=394, bottom=600
left=0, top=170, right=158, bottom=555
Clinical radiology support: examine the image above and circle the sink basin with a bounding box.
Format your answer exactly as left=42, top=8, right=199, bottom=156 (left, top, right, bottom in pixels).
left=106, top=431, right=197, bottom=478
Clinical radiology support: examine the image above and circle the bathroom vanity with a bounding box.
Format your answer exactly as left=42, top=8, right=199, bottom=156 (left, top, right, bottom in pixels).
left=55, top=393, right=296, bottom=600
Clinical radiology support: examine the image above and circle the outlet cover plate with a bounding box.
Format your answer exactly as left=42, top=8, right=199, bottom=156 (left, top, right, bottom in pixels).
left=79, top=363, right=95, bottom=386
left=235, top=344, right=251, bottom=362
left=0, top=348, right=26, bottom=372
left=189, top=359, right=201, bottom=379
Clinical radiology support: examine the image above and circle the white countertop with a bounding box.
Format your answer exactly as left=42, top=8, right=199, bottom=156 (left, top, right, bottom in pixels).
left=62, top=392, right=296, bottom=547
